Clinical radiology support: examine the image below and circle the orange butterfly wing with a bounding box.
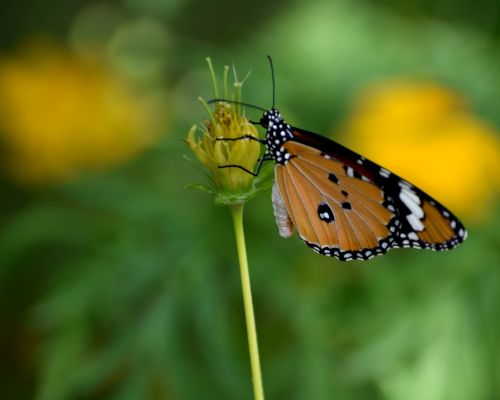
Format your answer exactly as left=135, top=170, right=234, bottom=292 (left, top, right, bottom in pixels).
left=273, top=140, right=466, bottom=261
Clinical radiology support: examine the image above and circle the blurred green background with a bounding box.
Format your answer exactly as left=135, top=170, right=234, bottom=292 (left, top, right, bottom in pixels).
left=1, top=0, right=499, bottom=399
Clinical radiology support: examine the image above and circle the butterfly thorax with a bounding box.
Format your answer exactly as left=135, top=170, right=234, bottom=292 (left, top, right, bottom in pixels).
left=260, top=109, right=294, bottom=164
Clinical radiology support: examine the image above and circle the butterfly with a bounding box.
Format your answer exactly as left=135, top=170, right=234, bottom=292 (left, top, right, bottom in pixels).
left=210, top=57, right=467, bottom=261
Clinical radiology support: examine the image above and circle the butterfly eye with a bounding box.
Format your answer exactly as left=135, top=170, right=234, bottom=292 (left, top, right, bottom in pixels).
left=260, top=113, right=271, bottom=127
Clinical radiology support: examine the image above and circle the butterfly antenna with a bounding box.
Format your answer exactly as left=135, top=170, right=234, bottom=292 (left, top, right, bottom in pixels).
left=207, top=98, right=267, bottom=112
left=267, top=55, right=276, bottom=109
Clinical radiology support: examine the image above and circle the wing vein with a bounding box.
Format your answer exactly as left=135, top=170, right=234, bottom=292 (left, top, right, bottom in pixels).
left=281, top=167, right=321, bottom=245
left=290, top=159, right=384, bottom=242
left=289, top=161, right=372, bottom=250
left=297, top=155, right=387, bottom=210
left=293, top=155, right=394, bottom=231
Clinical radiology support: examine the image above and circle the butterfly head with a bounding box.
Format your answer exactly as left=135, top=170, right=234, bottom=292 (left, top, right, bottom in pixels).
left=260, top=109, right=283, bottom=128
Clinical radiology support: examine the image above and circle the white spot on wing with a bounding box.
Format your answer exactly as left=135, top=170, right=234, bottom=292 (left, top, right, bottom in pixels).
left=407, top=213, right=425, bottom=231
left=400, top=188, right=424, bottom=219
left=408, top=232, right=419, bottom=241
left=379, top=168, right=391, bottom=178
left=398, top=180, right=412, bottom=190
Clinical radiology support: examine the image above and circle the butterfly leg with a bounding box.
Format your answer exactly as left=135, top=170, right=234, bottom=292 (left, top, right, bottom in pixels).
left=218, top=154, right=272, bottom=176
left=216, top=135, right=266, bottom=143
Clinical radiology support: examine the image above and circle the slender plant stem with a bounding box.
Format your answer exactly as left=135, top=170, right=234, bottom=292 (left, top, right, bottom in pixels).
left=230, top=204, right=265, bottom=400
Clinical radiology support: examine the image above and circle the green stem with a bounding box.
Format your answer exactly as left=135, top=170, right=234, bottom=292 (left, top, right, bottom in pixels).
left=230, top=204, right=265, bottom=400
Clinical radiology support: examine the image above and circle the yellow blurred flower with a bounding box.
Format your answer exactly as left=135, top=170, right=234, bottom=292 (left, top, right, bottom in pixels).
left=0, top=42, right=162, bottom=185
left=340, top=81, right=500, bottom=223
